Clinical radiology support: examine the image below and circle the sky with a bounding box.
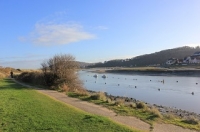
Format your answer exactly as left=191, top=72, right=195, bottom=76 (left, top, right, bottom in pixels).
left=0, top=0, right=200, bottom=69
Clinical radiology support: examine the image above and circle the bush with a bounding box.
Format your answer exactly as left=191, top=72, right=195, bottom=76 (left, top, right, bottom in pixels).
left=182, top=116, right=199, bottom=125
left=41, top=54, right=85, bottom=93
left=129, top=102, right=136, bottom=108
left=106, top=98, right=112, bottom=103
left=17, top=72, right=45, bottom=86
left=90, top=92, right=107, bottom=101
left=114, top=99, right=125, bottom=106
left=149, top=107, right=163, bottom=118
left=136, top=102, right=147, bottom=109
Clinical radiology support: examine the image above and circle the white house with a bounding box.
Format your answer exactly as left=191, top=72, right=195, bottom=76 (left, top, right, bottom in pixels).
left=166, top=58, right=178, bottom=65
left=175, top=51, right=200, bottom=64
left=193, top=51, right=200, bottom=56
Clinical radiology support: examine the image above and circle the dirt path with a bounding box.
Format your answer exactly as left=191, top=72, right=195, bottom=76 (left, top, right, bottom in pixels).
left=13, top=79, right=199, bottom=132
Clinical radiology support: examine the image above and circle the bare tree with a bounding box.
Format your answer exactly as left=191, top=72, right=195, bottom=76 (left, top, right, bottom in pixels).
left=41, top=54, right=84, bottom=92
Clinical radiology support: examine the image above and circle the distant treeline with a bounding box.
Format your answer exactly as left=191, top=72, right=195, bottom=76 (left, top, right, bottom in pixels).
left=88, top=46, right=200, bottom=68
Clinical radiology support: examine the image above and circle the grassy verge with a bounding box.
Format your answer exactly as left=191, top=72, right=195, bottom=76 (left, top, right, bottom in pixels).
left=68, top=92, right=200, bottom=131
left=0, top=79, right=138, bottom=132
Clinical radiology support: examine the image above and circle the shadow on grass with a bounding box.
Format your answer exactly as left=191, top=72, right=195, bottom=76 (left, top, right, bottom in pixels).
left=83, top=115, right=104, bottom=123
left=181, top=119, right=199, bottom=125
left=146, top=114, right=159, bottom=121
left=0, top=78, right=32, bottom=90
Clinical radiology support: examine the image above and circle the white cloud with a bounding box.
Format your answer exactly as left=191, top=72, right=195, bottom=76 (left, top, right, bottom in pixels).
left=20, top=23, right=95, bottom=46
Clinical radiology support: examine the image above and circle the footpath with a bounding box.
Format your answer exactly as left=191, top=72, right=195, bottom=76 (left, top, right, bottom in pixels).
left=13, top=79, right=198, bottom=132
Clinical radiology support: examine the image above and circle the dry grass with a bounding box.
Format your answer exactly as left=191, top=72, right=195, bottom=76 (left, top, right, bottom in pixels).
left=0, top=67, right=24, bottom=79
left=136, top=102, right=147, bottom=109
left=106, top=98, right=112, bottom=103
left=0, top=67, right=14, bottom=79
left=0, top=72, right=6, bottom=79
left=148, top=107, right=163, bottom=118
left=164, top=113, right=175, bottom=120
left=182, top=116, right=199, bottom=125
left=129, top=102, right=137, bottom=108
left=90, top=92, right=107, bottom=101
left=115, top=98, right=125, bottom=106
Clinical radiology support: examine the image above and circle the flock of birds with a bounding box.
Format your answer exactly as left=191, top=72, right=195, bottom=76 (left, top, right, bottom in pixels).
left=85, top=74, right=198, bottom=95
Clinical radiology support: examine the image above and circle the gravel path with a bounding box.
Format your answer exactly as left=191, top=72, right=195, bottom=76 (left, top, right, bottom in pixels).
left=13, top=79, right=199, bottom=132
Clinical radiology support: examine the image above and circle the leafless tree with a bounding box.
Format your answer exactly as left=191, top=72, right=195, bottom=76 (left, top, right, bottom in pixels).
left=41, top=54, right=84, bottom=92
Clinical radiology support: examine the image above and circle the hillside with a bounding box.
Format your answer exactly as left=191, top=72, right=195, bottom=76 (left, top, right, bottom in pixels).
left=78, top=61, right=94, bottom=68
left=88, top=46, right=200, bottom=67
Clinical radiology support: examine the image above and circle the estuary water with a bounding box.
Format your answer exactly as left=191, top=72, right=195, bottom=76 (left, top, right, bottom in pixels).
left=78, top=70, right=200, bottom=114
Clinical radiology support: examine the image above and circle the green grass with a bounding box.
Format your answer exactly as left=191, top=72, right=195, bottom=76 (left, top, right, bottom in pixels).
left=0, top=79, right=138, bottom=132
left=68, top=93, right=160, bottom=125
left=68, top=92, right=200, bottom=131
left=163, top=117, right=200, bottom=130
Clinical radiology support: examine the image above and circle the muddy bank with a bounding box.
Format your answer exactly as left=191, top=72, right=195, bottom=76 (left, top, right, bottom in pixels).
left=105, top=69, right=200, bottom=77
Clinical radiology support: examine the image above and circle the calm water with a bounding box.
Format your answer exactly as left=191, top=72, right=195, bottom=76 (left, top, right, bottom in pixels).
left=78, top=70, right=200, bottom=114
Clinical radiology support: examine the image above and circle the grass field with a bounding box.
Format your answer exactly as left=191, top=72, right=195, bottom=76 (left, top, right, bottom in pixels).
left=0, top=79, right=138, bottom=132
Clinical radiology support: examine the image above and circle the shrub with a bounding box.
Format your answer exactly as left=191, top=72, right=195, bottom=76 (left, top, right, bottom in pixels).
left=41, top=54, right=85, bottom=93
left=136, top=102, right=147, bottom=109
left=106, top=98, right=112, bottom=103
left=149, top=107, right=163, bottom=118
left=16, top=72, right=45, bottom=86
left=114, top=98, right=125, bottom=106
left=90, top=92, right=107, bottom=101
left=182, top=116, right=199, bottom=125
left=129, top=102, right=136, bottom=108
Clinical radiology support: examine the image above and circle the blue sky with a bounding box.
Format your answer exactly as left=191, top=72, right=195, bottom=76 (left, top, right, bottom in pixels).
left=0, top=0, right=200, bottom=69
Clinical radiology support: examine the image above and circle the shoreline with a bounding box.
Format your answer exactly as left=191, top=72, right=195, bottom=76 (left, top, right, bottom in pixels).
left=88, top=68, right=200, bottom=77
left=87, top=90, right=200, bottom=121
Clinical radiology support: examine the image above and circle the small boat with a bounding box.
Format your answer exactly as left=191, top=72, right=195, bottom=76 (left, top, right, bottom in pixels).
left=102, top=75, right=107, bottom=78
left=93, top=74, right=98, bottom=78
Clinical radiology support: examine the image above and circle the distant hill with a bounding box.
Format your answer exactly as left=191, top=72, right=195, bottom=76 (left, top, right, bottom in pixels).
left=77, top=61, right=94, bottom=68
left=88, top=46, right=200, bottom=67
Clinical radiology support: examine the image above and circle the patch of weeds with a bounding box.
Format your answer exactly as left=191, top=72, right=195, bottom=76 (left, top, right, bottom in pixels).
left=129, top=102, right=136, bottom=108
left=90, top=92, right=107, bottom=101
left=148, top=107, right=163, bottom=118
left=182, top=116, right=199, bottom=125
left=136, top=102, right=147, bottom=109
left=114, top=98, right=125, bottom=106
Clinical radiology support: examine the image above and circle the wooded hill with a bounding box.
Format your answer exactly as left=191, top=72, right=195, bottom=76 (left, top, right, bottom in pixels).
left=88, top=46, right=200, bottom=68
